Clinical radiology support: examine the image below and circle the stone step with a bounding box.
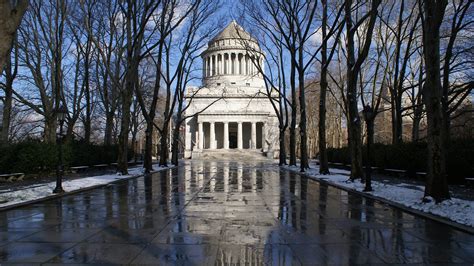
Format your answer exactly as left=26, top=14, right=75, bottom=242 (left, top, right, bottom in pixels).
left=196, top=149, right=269, bottom=161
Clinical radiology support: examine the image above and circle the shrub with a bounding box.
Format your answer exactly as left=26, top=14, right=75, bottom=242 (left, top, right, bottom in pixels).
left=0, top=140, right=127, bottom=174
left=327, top=139, right=473, bottom=183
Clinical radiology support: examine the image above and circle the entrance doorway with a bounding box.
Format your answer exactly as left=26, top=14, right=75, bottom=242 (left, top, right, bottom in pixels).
left=229, top=132, right=237, bottom=148
left=229, top=123, right=238, bottom=149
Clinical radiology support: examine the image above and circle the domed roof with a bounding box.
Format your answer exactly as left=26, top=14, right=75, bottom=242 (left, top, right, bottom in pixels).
left=210, top=20, right=256, bottom=43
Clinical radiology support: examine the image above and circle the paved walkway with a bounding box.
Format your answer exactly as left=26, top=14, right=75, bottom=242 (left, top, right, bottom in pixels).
left=0, top=160, right=473, bottom=264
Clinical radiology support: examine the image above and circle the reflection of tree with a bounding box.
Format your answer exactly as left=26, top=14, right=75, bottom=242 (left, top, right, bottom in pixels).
left=318, top=184, right=328, bottom=233
left=299, top=176, right=308, bottom=231
left=348, top=194, right=362, bottom=264
left=159, top=170, right=169, bottom=217
left=392, top=208, right=406, bottom=260
left=289, top=172, right=297, bottom=229
left=424, top=218, right=453, bottom=263
left=144, top=174, right=153, bottom=229
left=105, top=185, right=113, bottom=219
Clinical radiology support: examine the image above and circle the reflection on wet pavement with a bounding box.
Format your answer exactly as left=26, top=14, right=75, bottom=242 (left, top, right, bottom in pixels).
left=0, top=160, right=473, bottom=264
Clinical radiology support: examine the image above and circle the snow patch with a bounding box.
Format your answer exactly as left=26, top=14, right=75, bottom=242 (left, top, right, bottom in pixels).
left=283, top=165, right=474, bottom=227
left=0, top=164, right=171, bottom=208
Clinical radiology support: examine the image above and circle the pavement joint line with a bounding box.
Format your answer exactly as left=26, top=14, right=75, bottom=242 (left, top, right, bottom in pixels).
left=282, top=166, right=474, bottom=235
left=253, top=166, right=305, bottom=266
left=128, top=162, right=218, bottom=263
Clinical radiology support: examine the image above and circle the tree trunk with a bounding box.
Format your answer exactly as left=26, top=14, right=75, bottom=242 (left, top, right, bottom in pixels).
left=364, top=113, right=375, bottom=192
left=298, top=52, right=309, bottom=171
left=318, top=0, right=330, bottom=175
left=390, top=96, right=398, bottom=144
left=347, top=74, right=364, bottom=180
left=143, top=121, right=154, bottom=172
left=117, top=62, right=135, bottom=174
left=422, top=0, right=450, bottom=202
left=171, top=121, right=181, bottom=166
left=279, top=126, right=287, bottom=165
left=0, top=1, right=27, bottom=75
left=117, top=90, right=132, bottom=174
left=44, top=115, right=57, bottom=144
left=289, top=53, right=297, bottom=166
left=395, top=97, right=403, bottom=143
left=412, top=107, right=422, bottom=142
left=159, top=122, right=169, bottom=167
left=344, top=0, right=379, bottom=180
left=1, top=55, right=14, bottom=143
left=83, top=61, right=91, bottom=144
left=104, top=111, right=114, bottom=145
left=1, top=85, right=12, bottom=143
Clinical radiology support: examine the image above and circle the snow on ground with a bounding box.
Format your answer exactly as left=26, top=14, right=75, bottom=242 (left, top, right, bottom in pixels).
left=283, top=165, right=474, bottom=228
left=0, top=164, right=172, bottom=209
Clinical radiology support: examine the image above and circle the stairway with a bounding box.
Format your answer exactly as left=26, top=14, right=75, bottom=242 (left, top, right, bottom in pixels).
left=194, top=149, right=269, bottom=161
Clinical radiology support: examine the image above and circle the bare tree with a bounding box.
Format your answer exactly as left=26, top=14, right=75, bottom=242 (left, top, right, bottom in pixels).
left=344, top=0, right=381, bottom=181
left=441, top=0, right=473, bottom=139
left=0, top=37, right=19, bottom=143
left=116, top=0, right=161, bottom=174
left=360, top=12, right=392, bottom=191
left=318, top=0, right=344, bottom=174
left=132, top=0, right=198, bottom=170
left=420, top=0, right=450, bottom=202
left=70, top=0, right=98, bottom=143
left=14, top=0, right=68, bottom=143
left=90, top=0, right=125, bottom=146
left=240, top=0, right=291, bottom=165
left=381, top=0, right=421, bottom=145
left=0, top=0, right=28, bottom=74
left=170, top=0, right=220, bottom=166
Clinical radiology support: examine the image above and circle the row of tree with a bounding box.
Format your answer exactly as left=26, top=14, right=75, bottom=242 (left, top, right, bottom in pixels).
left=0, top=0, right=221, bottom=174
left=239, top=0, right=472, bottom=202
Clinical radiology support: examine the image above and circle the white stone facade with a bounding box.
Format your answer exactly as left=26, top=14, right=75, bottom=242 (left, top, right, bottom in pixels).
left=184, top=21, right=279, bottom=158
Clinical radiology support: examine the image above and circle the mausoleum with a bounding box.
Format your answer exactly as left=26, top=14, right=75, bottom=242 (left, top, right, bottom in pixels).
left=184, top=21, right=279, bottom=158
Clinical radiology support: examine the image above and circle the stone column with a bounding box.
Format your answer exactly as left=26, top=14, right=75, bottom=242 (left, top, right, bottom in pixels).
left=220, top=54, right=224, bottom=75
left=210, top=122, right=216, bottom=149
left=235, top=53, right=239, bottom=75
left=237, top=122, right=243, bottom=149
left=261, top=123, right=266, bottom=151
left=198, top=122, right=204, bottom=149
left=224, top=122, right=229, bottom=149
left=251, top=122, right=257, bottom=149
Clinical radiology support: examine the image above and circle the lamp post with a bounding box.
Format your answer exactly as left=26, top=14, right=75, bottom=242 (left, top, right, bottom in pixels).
left=362, top=105, right=374, bottom=192
left=53, top=105, right=67, bottom=194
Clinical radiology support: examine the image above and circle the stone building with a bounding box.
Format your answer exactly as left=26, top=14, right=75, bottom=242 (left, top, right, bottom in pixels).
left=184, top=21, right=279, bottom=158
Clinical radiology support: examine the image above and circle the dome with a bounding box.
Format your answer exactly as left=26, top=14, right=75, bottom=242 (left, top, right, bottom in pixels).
left=209, top=20, right=256, bottom=44
left=201, top=20, right=265, bottom=88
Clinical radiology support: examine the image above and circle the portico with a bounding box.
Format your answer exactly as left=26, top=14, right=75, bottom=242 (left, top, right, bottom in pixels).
left=197, top=119, right=265, bottom=150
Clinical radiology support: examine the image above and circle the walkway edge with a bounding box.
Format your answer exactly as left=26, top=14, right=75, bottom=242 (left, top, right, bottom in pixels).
left=0, top=166, right=176, bottom=212
left=282, top=167, right=474, bottom=235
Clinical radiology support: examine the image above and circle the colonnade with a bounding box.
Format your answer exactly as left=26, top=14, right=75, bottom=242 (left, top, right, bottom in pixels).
left=203, top=52, right=263, bottom=77
left=197, top=121, right=263, bottom=150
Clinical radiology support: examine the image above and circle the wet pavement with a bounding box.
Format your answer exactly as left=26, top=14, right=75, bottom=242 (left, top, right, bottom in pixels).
left=0, top=160, right=473, bottom=265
